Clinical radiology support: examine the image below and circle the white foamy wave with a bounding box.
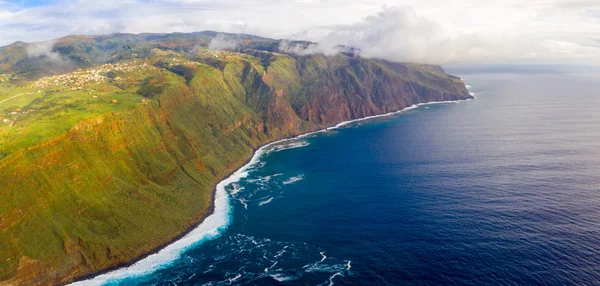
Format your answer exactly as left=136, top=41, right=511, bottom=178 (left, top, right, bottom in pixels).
left=247, top=175, right=274, bottom=185
left=264, top=261, right=278, bottom=272
left=466, top=84, right=477, bottom=98
left=252, top=161, right=266, bottom=169
left=186, top=273, right=196, bottom=281
left=316, top=261, right=352, bottom=286
left=228, top=274, right=242, bottom=283
left=319, top=252, right=327, bottom=263
left=238, top=198, right=248, bottom=209
left=305, top=263, right=347, bottom=273
left=274, top=246, right=289, bottom=259
left=270, top=273, right=297, bottom=282
left=204, top=264, right=215, bottom=273
left=229, top=183, right=244, bottom=195
left=283, top=175, right=304, bottom=185
left=325, top=272, right=342, bottom=286
left=258, top=197, right=274, bottom=206
left=303, top=252, right=329, bottom=272
left=327, top=96, right=473, bottom=132
left=267, top=140, right=310, bottom=154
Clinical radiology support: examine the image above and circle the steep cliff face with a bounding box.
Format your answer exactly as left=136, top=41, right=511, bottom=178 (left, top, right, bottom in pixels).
left=0, top=36, right=472, bottom=285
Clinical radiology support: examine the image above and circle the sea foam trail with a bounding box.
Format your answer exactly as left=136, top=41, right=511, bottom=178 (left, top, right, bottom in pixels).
left=328, top=97, right=474, bottom=131
left=267, top=141, right=310, bottom=154
left=258, top=197, right=274, bottom=206
left=71, top=94, right=473, bottom=285
left=283, top=175, right=304, bottom=185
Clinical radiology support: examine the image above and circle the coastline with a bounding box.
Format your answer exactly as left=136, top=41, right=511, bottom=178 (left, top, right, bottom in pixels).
left=70, top=94, right=474, bottom=285
left=67, top=153, right=256, bottom=285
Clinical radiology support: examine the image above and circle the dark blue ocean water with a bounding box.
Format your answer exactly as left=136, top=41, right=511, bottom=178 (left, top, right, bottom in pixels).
left=110, top=70, right=600, bottom=285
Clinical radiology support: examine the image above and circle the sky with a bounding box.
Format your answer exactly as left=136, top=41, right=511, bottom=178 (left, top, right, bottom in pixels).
left=1, top=0, right=599, bottom=64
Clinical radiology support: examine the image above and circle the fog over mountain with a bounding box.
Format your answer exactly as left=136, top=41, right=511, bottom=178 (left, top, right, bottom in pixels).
left=1, top=0, right=599, bottom=64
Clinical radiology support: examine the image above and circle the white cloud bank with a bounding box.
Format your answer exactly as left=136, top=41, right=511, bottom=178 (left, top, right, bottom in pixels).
left=208, top=34, right=240, bottom=51
left=0, top=0, right=599, bottom=65
left=289, top=6, right=600, bottom=64
left=26, top=40, right=63, bottom=61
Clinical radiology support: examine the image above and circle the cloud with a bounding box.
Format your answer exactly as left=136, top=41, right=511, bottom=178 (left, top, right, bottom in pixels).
left=26, top=40, right=64, bottom=62
left=0, top=0, right=599, bottom=65
left=208, top=34, right=240, bottom=50
left=301, top=7, right=455, bottom=62
left=278, top=40, right=320, bottom=55
left=286, top=6, right=600, bottom=64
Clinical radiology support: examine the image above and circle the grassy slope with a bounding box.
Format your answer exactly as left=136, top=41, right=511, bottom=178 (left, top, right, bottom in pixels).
left=0, top=60, right=267, bottom=284
left=0, top=41, right=472, bottom=285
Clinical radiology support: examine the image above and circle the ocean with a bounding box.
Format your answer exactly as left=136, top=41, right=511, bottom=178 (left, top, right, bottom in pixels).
left=78, top=67, right=600, bottom=285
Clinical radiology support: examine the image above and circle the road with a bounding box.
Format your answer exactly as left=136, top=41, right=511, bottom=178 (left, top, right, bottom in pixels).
left=0, top=92, right=34, bottom=106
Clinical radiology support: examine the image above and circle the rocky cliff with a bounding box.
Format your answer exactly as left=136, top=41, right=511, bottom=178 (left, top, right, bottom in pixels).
left=0, top=32, right=472, bottom=285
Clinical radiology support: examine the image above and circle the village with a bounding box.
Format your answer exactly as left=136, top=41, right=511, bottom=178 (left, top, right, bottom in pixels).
left=1, top=61, right=159, bottom=126
left=152, top=46, right=248, bottom=63
left=29, top=61, right=154, bottom=92
left=198, top=48, right=249, bottom=61
left=1, top=107, right=37, bottom=125
left=0, top=74, right=13, bottom=87
left=1, top=50, right=253, bottom=127
left=26, top=49, right=252, bottom=94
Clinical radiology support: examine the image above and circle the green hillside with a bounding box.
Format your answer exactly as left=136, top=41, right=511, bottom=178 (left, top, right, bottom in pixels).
left=0, top=32, right=472, bottom=285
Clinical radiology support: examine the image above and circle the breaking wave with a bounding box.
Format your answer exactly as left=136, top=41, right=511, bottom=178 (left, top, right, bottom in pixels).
left=229, top=183, right=244, bottom=195
left=466, top=84, right=477, bottom=98
left=329, top=97, right=474, bottom=130
left=258, top=197, right=274, bottom=206
left=170, top=234, right=351, bottom=285
left=283, top=175, right=305, bottom=185
left=267, top=140, right=310, bottom=154
left=269, top=273, right=297, bottom=282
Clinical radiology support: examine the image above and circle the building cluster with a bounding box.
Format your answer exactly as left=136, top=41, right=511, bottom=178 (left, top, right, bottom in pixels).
left=31, top=69, right=105, bottom=91
left=29, top=61, right=153, bottom=91
left=8, top=108, right=35, bottom=115
left=1, top=107, right=36, bottom=125
left=198, top=49, right=245, bottom=61
left=0, top=74, right=10, bottom=83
